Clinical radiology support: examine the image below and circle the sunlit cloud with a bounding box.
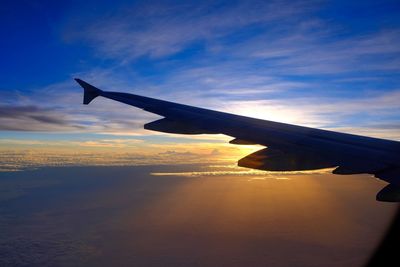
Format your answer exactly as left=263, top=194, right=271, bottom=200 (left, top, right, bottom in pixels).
left=150, top=166, right=333, bottom=178
left=77, top=139, right=143, bottom=148
left=150, top=170, right=291, bottom=178
left=0, top=137, right=262, bottom=171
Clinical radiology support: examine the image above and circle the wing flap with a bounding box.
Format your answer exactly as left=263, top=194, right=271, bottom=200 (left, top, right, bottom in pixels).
left=376, top=183, right=400, bottom=202
left=374, top=168, right=400, bottom=185
left=238, top=148, right=337, bottom=171
left=332, top=163, right=387, bottom=175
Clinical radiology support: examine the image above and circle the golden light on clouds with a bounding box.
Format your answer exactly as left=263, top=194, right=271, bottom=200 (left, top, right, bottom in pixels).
left=150, top=170, right=290, bottom=178
left=150, top=164, right=335, bottom=178
left=0, top=135, right=265, bottom=172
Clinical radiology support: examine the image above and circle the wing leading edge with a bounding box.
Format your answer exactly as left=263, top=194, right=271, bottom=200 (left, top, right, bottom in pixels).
left=75, top=78, right=400, bottom=202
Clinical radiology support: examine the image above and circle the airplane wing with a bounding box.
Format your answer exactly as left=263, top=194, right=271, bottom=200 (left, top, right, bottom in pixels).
left=75, top=78, right=400, bottom=202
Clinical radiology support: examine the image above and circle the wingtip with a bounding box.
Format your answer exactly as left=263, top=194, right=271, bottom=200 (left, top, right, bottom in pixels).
left=74, top=78, right=86, bottom=87
left=74, top=78, right=102, bottom=105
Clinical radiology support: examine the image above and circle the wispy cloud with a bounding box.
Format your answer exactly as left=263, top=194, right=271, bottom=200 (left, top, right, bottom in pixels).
left=0, top=105, right=82, bottom=131
left=64, top=0, right=400, bottom=77
left=248, top=29, right=400, bottom=74
left=65, top=1, right=316, bottom=60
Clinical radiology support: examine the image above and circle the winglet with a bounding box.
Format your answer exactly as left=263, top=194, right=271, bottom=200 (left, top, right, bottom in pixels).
left=74, top=78, right=102, bottom=105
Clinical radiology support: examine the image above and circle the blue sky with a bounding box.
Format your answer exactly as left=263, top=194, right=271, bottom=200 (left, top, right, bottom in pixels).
left=1, top=0, right=400, bottom=150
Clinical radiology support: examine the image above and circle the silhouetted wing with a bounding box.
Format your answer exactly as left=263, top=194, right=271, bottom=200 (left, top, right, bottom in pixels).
left=75, top=79, right=400, bottom=202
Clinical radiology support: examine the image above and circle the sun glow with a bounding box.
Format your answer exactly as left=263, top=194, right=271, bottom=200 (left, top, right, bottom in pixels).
left=223, top=101, right=310, bottom=125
